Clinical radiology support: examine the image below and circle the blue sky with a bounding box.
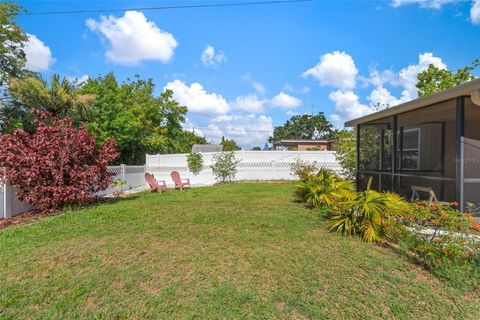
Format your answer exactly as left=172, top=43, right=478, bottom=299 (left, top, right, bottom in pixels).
left=17, top=0, right=480, bottom=148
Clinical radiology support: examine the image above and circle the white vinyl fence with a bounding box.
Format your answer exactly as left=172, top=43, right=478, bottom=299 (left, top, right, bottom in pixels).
left=146, top=151, right=341, bottom=187
left=0, top=151, right=341, bottom=219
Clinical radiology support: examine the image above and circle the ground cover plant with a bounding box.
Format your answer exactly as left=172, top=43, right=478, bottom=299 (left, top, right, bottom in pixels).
left=1, top=183, right=479, bottom=319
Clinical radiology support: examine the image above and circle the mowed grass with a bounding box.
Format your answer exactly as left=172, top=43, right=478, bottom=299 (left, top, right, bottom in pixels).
left=1, top=183, right=479, bottom=319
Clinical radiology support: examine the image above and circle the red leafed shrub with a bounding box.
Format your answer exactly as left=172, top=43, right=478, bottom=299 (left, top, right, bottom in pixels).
left=0, top=111, right=119, bottom=211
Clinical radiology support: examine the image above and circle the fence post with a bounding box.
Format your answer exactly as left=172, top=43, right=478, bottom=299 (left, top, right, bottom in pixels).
left=271, top=160, right=275, bottom=180
left=121, top=164, right=126, bottom=191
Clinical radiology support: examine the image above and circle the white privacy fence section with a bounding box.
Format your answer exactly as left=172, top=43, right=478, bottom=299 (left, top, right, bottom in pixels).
left=0, top=151, right=341, bottom=219
left=146, top=151, right=341, bottom=187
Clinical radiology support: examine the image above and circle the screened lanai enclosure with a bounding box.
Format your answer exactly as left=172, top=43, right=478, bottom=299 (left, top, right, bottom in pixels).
left=345, top=79, right=480, bottom=211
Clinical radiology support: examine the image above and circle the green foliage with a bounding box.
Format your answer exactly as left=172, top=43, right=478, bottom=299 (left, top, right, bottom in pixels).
left=334, top=130, right=356, bottom=181
left=80, top=73, right=205, bottom=164
left=187, top=152, right=204, bottom=175
left=220, top=136, right=241, bottom=151
left=211, top=151, right=241, bottom=183
left=268, top=112, right=335, bottom=143
left=251, top=146, right=261, bottom=150
left=289, top=157, right=319, bottom=181
left=400, top=202, right=480, bottom=288
left=3, top=74, right=94, bottom=132
left=0, top=2, right=28, bottom=85
left=416, top=61, right=479, bottom=97
left=328, top=179, right=408, bottom=243
left=295, top=168, right=354, bottom=209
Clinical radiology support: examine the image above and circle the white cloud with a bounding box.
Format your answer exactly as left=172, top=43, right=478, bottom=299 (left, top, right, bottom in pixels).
left=391, top=0, right=455, bottom=9
left=398, top=52, right=446, bottom=100
left=329, top=90, right=375, bottom=128
left=471, top=0, right=480, bottom=24
left=303, top=51, right=358, bottom=90
left=200, top=44, right=227, bottom=67
left=231, top=94, right=267, bottom=113
left=67, top=74, right=90, bottom=84
left=24, top=34, right=55, bottom=72
left=270, top=92, right=302, bottom=109
left=252, top=81, right=266, bottom=94
left=205, top=114, right=273, bottom=148
left=367, top=86, right=406, bottom=108
left=86, top=11, right=177, bottom=65
left=164, top=80, right=230, bottom=116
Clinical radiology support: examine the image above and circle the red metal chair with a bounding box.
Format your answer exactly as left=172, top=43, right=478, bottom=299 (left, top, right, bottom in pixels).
left=170, top=171, right=190, bottom=191
left=144, top=173, right=166, bottom=192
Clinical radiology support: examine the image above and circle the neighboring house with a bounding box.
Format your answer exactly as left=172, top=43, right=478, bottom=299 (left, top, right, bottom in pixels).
left=345, top=78, right=480, bottom=212
left=273, top=139, right=337, bottom=151
left=191, top=144, right=223, bottom=153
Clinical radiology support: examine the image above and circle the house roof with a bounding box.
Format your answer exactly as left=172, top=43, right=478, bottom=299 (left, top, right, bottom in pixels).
left=191, top=144, right=223, bottom=153
left=274, top=139, right=336, bottom=145
left=344, top=78, right=480, bottom=127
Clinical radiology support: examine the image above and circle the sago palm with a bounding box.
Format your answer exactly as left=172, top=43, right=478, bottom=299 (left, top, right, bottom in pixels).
left=295, top=168, right=354, bottom=208
left=328, top=178, right=407, bottom=243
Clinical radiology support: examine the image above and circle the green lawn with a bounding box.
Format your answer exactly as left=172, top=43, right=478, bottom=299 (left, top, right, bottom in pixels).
left=1, top=183, right=479, bottom=319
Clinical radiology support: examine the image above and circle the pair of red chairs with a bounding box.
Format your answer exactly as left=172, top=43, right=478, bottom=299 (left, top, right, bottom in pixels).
left=144, top=171, right=190, bottom=192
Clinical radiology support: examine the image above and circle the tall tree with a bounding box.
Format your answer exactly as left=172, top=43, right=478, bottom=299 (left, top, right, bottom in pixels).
left=416, top=60, right=479, bottom=97
left=221, top=136, right=241, bottom=151
left=0, top=1, right=28, bottom=85
left=80, top=73, right=204, bottom=164
left=268, top=112, right=334, bottom=143
left=2, top=74, right=95, bottom=132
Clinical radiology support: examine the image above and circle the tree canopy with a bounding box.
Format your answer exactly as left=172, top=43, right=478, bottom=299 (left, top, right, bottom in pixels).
left=0, top=2, right=28, bottom=85
left=268, top=112, right=335, bottom=143
left=221, top=136, right=241, bottom=151
left=416, top=60, right=479, bottom=97
left=1, top=74, right=94, bottom=132
left=80, top=73, right=205, bottom=164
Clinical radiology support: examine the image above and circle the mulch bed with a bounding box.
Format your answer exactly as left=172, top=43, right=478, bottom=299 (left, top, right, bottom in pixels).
left=0, top=210, right=64, bottom=230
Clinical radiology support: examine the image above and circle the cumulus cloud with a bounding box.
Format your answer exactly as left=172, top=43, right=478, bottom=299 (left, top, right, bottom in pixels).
left=205, top=114, right=273, bottom=148
left=201, top=44, right=227, bottom=67
left=24, top=34, right=55, bottom=72
left=367, top=86, right=406, bottom=108
left=86, top=11, right=178, bottom=65
left=329, top=90, right=375, bottom=128
left=270, top=92, right=303, bottom=109
left=164, top=80, right=230, bottom=116
left=397, top=52, right=446, bottom=100
left=231, top=94, right=267, bottom=113
left=471, top=0, right=480, bottom=24
left=302, top=51, right=358, bottom=90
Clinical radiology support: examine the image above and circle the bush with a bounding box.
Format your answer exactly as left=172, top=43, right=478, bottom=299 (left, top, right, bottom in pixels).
left=187, top=152, right=203, bottom=175
left=295, top=168, right=353, bottom=208
left=211, top=151, right=241, bottom=183
left=290, top=157, right=318, bottom=181
left=328, top=179, right=408, bottom=243
left=335, top=130, right=356, bottom=181
left=0, top=111, right=119, bottom=211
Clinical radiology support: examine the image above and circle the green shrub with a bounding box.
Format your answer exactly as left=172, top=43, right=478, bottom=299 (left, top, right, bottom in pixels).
left=289, top=157, right=318, bottom=181
left=402, top=202, right=480, bottom=264
left=295, top=168, right=353, bottom=209
left=328, top=179, right=408, bottom=243
left=187, top=152, right=204, bottom=175
left=211, top=151, right=241, bottom=183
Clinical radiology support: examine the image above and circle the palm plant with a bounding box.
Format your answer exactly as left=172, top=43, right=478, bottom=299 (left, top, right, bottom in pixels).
left=9, top=74, right=94, bottom=120
left=295, top=167, right=354, bottom=208
left=328, top=178, right=407, bottom=243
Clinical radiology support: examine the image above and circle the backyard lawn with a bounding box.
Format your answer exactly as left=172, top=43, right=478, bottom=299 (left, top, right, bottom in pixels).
left=1, top=183, right=479, bottom=319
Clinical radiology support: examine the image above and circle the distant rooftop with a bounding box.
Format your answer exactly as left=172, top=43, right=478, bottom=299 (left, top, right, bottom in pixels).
left=191, top=144, right=223, bottom=153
